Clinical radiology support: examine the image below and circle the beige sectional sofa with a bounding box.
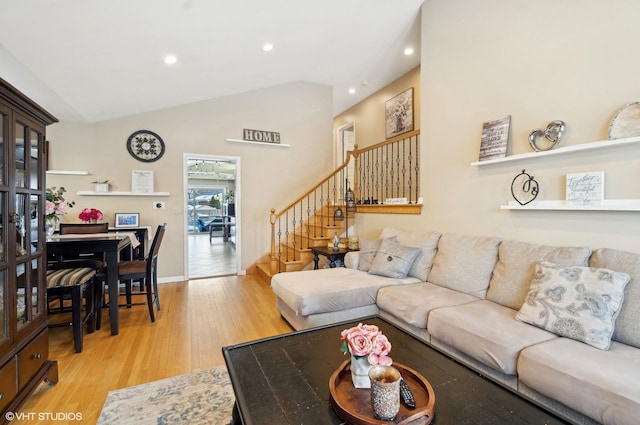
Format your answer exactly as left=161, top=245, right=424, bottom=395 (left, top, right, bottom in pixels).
left=270, top=228, right=640, bottom=425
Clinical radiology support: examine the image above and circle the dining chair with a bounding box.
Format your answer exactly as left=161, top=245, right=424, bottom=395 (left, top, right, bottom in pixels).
left=48, top=222, right=109, bottom=270
left=46, top=222, right=107, bottom=352
left=54, top=223, right=109, bottom=271
left=46, top=267, right=96, bottom=353
left=59, top=223, right=109, bottom=234
left=98, top=224, right=166, bottom=326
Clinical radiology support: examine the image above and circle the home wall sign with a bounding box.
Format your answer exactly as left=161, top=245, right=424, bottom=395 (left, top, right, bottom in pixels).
left=243, top=128, right=281, bottom=144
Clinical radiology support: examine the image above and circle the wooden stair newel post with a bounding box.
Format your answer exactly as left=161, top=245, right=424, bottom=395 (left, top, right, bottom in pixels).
left=269, top=208, right=277, bottom=274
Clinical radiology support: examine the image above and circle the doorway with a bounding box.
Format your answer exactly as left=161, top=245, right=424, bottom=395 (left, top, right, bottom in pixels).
left=336, top=121, right=356, bottom=188
left=184, top=154, right=240, bottom=278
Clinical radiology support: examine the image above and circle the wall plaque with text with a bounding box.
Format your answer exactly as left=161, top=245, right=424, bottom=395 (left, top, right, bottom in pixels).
left=243, top=129, right=281, bottom=144
left=566, top=171, right=605, bottom=206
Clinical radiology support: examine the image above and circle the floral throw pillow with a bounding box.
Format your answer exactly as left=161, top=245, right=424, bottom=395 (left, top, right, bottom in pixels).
left=515, top=262, right=630, bottom=350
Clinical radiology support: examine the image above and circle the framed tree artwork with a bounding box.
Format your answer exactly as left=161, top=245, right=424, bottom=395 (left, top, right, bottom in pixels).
left=385, top=88, right=414, bottom=139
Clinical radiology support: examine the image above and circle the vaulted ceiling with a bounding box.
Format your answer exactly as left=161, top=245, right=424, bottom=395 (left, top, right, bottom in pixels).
left=0, top=0, right=423, bottom=123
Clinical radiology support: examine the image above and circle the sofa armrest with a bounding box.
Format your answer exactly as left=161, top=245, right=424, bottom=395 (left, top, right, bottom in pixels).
left=345, top=251, right=359, bottom=269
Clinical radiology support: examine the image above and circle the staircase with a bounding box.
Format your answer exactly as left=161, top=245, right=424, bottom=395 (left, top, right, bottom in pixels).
left=256, top=199, right=356, bottom=282
left=254, top=130, right=421, bottom=283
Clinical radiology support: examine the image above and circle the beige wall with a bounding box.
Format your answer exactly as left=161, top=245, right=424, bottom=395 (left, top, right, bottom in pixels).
left=46, top=81, right=334, bottom=280
left=341, top=0, right=640, bottom=253
left=333, top=66, right=421, bottom=150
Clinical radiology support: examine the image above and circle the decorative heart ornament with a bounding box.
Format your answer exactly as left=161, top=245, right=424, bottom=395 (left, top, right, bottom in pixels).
left=511, top=169, right=539, bottom=205
left=528, top=120, right=566, bottom=152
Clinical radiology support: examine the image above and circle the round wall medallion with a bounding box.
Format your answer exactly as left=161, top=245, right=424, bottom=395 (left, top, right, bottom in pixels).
left=126, top=130, right=165, bottom=162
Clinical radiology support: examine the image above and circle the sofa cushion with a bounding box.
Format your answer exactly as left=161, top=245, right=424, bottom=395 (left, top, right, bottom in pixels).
left=486, top=240, right=591, bottom=310
left=376, top=282, right=478, bottom=329
left=515, top=262, right=630, bottom=350
left=427, top=233, right=501, bottom=299
left=368, top=238, right=421, bottom=279
left=357, top=239, right=381, bottom=272
left=271, top=267, right=420, bottom=316
left=344, top=251, right=359, bottom=269
left=427, top=300, right=557, bottom=375
left=518, top=338, right=640, bottom=425
left=379, top=228, right=441, bottom=281
left=590, top=248, right=640, bottom=348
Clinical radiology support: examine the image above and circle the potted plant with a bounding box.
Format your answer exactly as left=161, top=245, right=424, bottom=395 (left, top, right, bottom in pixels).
left=92, top=179, right=110, bottom=193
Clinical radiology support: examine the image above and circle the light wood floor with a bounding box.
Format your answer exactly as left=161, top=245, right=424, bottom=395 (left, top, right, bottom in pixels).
left=15, top=275, right=292, bottom=424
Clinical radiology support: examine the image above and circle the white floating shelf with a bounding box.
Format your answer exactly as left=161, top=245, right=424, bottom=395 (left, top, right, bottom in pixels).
left=46, top=170, right=89, bottom=175
left=471, top=135, right=640, bottom=166
left=226, top=138, right=291, bottom=148
left=501, top=199, right=640, bottom=211
left=77, top=191, right=170, bottom=196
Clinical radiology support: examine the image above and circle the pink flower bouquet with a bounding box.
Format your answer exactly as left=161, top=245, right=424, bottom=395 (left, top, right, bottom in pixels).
left=78, top=208, right=104, bottom=223
left=340, top=323, right=392, bottom=366
left=45, top=186, right=75, bottom=222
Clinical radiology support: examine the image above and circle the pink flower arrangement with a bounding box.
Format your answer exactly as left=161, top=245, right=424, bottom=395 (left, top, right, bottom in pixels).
left=340, top=323, right=393, bottom=366
left=45, top=187, right=75, bottom=222
left=78, top=208, right=104, bottom=223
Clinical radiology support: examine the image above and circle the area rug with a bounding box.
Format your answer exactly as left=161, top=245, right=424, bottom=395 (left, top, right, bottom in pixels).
left=97, top=365, right=234, bottom=424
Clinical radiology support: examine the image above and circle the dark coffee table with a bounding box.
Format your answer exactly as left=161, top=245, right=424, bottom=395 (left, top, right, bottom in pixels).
left=222, top=316, right=569, bottom=425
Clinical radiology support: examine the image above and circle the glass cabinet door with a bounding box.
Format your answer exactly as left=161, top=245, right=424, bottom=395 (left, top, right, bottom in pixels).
left=0, top=103, right=7, bottom=347
left=0, top=103, right=5, bottom=186
left=14, top=122, right=25, bottom=188
left=15, top=258, right=42, bottom=328
left=0, top=196, right=5, bottom=341
left=29, top=128, right=41, bottom=190
left=12, top=114, right=46, bottom=334
left=15, top=262, right=27, bottom=327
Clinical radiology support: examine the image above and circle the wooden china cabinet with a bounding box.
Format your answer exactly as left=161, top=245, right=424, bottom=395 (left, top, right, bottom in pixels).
left=0, top=78, right=59, bottom=419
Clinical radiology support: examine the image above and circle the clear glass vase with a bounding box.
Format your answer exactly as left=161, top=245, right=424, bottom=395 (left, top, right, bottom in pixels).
left=45, top=219, right=57, bottom=237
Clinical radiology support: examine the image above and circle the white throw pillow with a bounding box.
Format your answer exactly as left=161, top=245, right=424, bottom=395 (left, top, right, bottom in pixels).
left=356, top=236, right=397, bottom=272
left=516, top=262, right=630, bottom=350
left=368, top=238, right=421, bottom=279
left=380, top=228, right=441, bottom=281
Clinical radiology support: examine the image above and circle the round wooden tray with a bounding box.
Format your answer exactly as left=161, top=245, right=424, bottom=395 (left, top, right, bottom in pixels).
left=329, top=360, right=435, bottom=425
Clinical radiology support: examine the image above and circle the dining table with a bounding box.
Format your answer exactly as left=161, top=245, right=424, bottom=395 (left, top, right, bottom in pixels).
left=46, top=232, right=138, bottom=335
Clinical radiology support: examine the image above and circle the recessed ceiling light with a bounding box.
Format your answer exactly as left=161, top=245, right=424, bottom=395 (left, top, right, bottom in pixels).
left=404, top=48, right=414, bottom=56
left=262, top=43, right=274, bottom=52
left=348, top=88, right=356, bottom=94
left=164, top=55, right=178, bottom=65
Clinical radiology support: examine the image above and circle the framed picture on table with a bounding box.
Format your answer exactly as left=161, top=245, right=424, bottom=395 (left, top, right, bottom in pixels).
left=114, top=213, right=140, bottom=228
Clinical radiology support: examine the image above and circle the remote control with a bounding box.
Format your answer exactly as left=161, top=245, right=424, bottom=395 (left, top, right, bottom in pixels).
left=399, top=378, right=416, bottom=409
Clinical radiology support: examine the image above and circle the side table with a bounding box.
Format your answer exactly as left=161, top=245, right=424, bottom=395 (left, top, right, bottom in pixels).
left=311, top=246, right=356, bottom=269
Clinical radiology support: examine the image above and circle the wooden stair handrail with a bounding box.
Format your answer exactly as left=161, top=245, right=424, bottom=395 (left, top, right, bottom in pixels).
left=272, top=149, right=357, bottom=219
left=268, top=129, right=420, bottom=274
left=271, top=129, right=420, bottom=219
left=355, top=129, right=420, bottom=154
